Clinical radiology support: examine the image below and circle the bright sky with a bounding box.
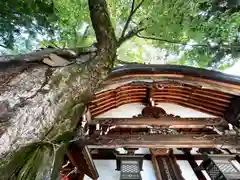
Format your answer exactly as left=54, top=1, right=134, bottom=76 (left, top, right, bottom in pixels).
left=224, top=59, right=240, bottom=76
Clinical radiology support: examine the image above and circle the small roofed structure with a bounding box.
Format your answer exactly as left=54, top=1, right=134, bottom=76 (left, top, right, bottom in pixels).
left=61, top=65, right=240, bottom=180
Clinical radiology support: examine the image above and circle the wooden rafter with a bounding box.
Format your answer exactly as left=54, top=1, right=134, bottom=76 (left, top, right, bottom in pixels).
left=89, top=82, right=233, bottom=117
left=89, top=151, right=205, bottom=160
left=180, top=148, right=207, bottom=180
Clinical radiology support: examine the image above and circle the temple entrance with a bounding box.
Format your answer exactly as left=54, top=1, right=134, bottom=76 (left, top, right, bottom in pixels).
left=60, top=76, right=240, bottom=180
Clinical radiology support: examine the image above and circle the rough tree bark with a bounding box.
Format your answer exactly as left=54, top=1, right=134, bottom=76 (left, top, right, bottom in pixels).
left=0, top=0, right=117, bottom=179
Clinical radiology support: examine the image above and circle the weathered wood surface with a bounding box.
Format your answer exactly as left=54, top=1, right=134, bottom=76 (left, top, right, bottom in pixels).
left=89, top=82, right=234, bottom=117
left=150, top=149, right=184, bottom=180
left=90, top=152, right=205, bottom=160
left=224, top=96, right=240, bottom=127
left=86, top=134, right=240, bottom=149
left=181, top=149, right=207, bottom=180
left=102, top=69, right=240, bottom=96
left=90, top=117, right=225, bottom=128
left=0, top=0, right=117, bottom=172
left=67, top=145, right=99, bottom=179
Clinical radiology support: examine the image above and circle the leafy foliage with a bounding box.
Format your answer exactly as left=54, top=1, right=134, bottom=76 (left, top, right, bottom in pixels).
left=0, top=0, right=240, bottom=179
left=1, top=0, right=239, bottom=69
left=0, top=0, right=57, bottom=49
left=48, top=0, right=95, bottom=48
left=117, top=37, right=145, bottom=63
left=0, top=142, right=68, bottom=180
left=128, top=0, right=240, bottom=69
left=0, top=0, right=96, bottom=52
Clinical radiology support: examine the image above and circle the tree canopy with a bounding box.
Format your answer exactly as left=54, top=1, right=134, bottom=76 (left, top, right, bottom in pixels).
left=0, top=0, right=240, bottom=179
left=1, top=0, right=240, bottom=69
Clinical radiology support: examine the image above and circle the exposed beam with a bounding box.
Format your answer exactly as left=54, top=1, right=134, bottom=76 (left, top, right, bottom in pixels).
left=224, top=96, right=240, bottom=127
left=90, top=117, right=225, bottom=129
left=236, top=155, right=240, bottom=163
left=90, top=152, right=205, bottom=160
left=105, top=71, right=240, bottom=96
left=67, top=144, right=99, bottom=180
left=91, top=153, right=152, bottom=160
left=86, top=134, right=240, bottom=149
left=181, top=149, right=207, bottom=180
left=176, top=154, right=204, bottom=161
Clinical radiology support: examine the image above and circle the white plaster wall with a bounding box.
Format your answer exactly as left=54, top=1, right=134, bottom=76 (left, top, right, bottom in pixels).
left=156, top=103, right=215, bottom=118
left=116, top=148, right=150, bottom=154
left=196, top=160, right=211, bottom=180
left=96, top=103, right=145, bottom=118
left=141, top=160, right=157, bottom=180
left=84, top=160, right=119, bottom=180
left=177, top=160, right=198, bottom=180
left=84, top=160, right=156, bottom=180
left=89, top=103, right=214, bottom=180
left=84, top=160, right=208, bottom=180
left=96, top=103, right=215, bottom=118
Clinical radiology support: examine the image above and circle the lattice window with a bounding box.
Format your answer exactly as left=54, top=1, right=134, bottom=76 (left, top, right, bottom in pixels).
left=200, top=155, right=240, bottom=180
left=206, top=161, right=224, bottom=180
left=217, top=163, right=238, bottom=173
left=120, top=160, right=142, bottom=180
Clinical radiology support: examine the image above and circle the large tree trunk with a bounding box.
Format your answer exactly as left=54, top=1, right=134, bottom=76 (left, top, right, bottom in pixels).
left=0, top=0, right=117, bottom=179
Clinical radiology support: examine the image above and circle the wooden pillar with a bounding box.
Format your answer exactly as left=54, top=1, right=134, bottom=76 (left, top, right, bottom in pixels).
left=124, top=148, right=139, bottom=155
left=150, top=148, right=168, bottom=180
left=78, top=173, right=85, bottom=180
left=67, top=143, right=99, bottom=180
left=169, top=150, right=184, bottom=180
left=236, top=155, right=240, bottom=164
left=224, top=96, right=240, bottom=127
left=181, top=148, right=207, bottom=180
left=145, top=87, right=155, bottom=106
left=150, top=148, right=184, bottom=180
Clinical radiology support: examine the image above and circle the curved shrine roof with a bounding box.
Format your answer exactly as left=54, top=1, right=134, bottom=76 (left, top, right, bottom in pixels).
left=89, top=65, right=240, bottom=118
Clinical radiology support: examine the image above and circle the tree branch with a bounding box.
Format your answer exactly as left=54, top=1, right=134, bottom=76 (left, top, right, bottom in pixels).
left=119, top=0, right=144, bottom=43
left=136, top=34, right=209, bottom=47
left=117, top=28, right=145, bottom=46
left=0, top=46, right=96, bottom=63
left=120, top=0, right=136, bottom=38
left=116, top=59, right=143, bottom=64
left=137, top=34, right=240, bottom=50
left=82, top=25, right=90, bottom=39
left=88, top=0, right=117, bottom=49
left=0, top=44, right=7, bottom=49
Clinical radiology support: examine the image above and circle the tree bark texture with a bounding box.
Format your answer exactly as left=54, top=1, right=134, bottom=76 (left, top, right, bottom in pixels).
left=0, top=0, right=117, bottom=179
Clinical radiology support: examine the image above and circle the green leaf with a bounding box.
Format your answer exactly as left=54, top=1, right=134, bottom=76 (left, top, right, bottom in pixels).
left=50, top=143, right=68, bottom=180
